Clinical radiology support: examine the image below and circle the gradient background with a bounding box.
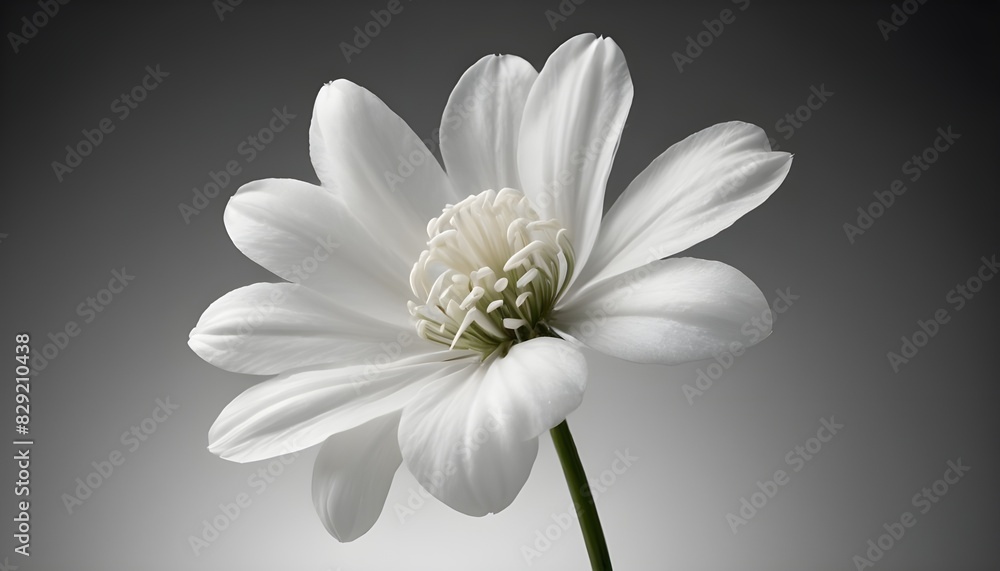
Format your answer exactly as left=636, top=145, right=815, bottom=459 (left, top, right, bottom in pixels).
left=1, top=1, right=998, bottom=569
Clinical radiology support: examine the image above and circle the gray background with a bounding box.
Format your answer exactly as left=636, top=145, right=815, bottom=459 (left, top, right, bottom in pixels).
left=1, top=0, right=998, bottom=569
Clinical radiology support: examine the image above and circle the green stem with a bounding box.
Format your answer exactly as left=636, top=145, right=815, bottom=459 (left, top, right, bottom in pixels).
left=550, top=419, right=612, bottom=570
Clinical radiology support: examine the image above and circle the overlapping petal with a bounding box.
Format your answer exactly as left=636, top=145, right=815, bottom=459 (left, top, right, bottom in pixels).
left=312, top=412, right=402, bottom=542
left=574, top=122, right=792, bottom=290
left=552, top=258, right=772, bottom=365
left=309, top=80, right=461, bottom=263
left=208, top=352, right=475, bottom=463
left=189, top=282, right=420, bottom=375
left=440, top=54, right=537, bottom=195
left=517, top=33, right=633, bottom=277
left=398, top=338, right=586, bottom=516
left=224, top=178, right=412, bottom=327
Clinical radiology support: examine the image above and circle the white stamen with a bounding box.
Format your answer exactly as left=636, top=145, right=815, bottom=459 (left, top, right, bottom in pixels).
left=504, top=240, right=546, bottom=272
left=459, top=286, right=485, bottom=310
left=516, top=267, right=539, bottom=289
left=450, top=307, right=504, bottom=350
left=409, top=188, right=575, bottom=356
left=473, top=267, right=495, bottom=285
left=428, top=228, right=457, bottom=248
left=503, top=318, right=527, bottom=330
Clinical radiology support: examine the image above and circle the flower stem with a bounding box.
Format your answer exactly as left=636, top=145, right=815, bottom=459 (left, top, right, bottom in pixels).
left=550, top=419, right=612, bottom=570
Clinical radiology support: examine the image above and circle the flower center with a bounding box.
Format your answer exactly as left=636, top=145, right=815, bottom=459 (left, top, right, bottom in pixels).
left=408, top=188, right=575, bottom=357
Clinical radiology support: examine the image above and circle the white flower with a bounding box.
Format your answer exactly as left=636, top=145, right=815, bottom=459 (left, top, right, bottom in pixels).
left=189, top=33, right=791, bottom=542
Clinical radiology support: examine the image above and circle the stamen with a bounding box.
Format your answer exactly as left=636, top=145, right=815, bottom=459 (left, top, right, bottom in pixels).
left=428, top=228, right=457, bottom=248
left=473, top=267, right=495, bottom=286
left=503, top=318, right=527, bottom=330
left=516, top=268, right=539, bottom=289
left=409, top=188, right=575, bottom=357
left=504, top=240, right=547, bottom=272
left=459, top=286, right=485, bottom=310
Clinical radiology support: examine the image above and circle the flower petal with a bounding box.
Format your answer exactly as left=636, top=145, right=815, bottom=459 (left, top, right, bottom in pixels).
left=224, top=178, right=413, bottom=327
left=478, top=338, right=587, bottom=440
left=189, top=282, right=420, bottom=375
left=208, top=352, right=475, bottom=463
left=312, top=412, right=402, bottom=542
left=517, top=33, right=633, bottom=275
left=576, top=122, right=792, bottom=289
left=398, top=367, right=538, bottom=517
left=440, top=54, right=537, bottom=195
left=398, top=338, right=586, bottom=516
left=552, top=258, right=772, bottom=365
left=309, top=79, right=461, bottom=263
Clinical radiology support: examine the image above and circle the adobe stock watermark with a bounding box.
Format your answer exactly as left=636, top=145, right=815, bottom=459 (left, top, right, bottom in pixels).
left=726, top=416, right=844, bottom=534
left=282, top=234, right=339, bottom=285
left=348, top=332, right=415, bottom=396
left=178, top=106, right=296, bottom=224
left=7, top=0, right=71, bottom=54
left=671, top=0, right=751, bottom=74
left=51, top=65, right=170, bottom=182
left=877, top=0, right=930, bottom=41
left=30, top=267, right=136, bottom=373
left=767, top=84, right=834, bottom=152
left=212, top=0, right=244, bottom=22
left=543, top=0, right=587, bottom=31
left=886, top=254, right=996, bottom=373
left=842, top=126, right=960, bottom=244
left=340, top=0, right=414, bottom=63
left=520, top=448, right=639, bottom=566
left=61, top=397, right=180, bottom=514
left=682, top=287, right=799, bottom=405
left=188, top=447, right=302, bottom=555
left=850, top=458, right=969, bottom=570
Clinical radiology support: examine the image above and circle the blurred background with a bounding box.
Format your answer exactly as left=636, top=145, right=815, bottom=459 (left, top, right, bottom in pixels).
left=1, top=1, right=998, bottom=569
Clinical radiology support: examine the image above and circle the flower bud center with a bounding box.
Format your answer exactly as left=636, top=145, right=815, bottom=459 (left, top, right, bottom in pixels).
left=408, top=188, right=575, bottom=357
